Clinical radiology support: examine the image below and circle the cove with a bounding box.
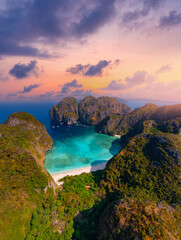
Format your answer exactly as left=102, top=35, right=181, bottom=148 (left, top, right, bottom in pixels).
left=44, top=123, right=121, bottom=174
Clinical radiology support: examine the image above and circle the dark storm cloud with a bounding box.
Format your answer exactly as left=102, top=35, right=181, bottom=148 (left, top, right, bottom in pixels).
left=59, top=79, right=82, bottom=95
left=39, top=91, right=55, bottom=98
left=122, top=0, right=164, bottom=25
left=0, top=0, right=116, bottom=57
left=122, top=9, right=148, bottom=23
left=0, top=42, right=49, bottom=58
left=66, top=60, right=112, bottom=76
left=20, top=84, right=40, bottom=93
left=72, top=0, right=115, bottom=36
left=9, top=60, right=38, bottom=79
left=159, top=11, right=181, bottom=29
left=7, top=83, right=41, bottom=97
left=143, top=0, right=164, bottom=10
left=63, top=79, right=82, bottom=88
left=57, top=79, right=95, bottom=98
left=66, top=64, right=90, bottom=75
left=85, top=60, right=111, bottom=76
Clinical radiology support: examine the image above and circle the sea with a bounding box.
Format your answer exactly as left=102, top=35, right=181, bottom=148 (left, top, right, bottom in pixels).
left=0, top=100, right=178, bottom=174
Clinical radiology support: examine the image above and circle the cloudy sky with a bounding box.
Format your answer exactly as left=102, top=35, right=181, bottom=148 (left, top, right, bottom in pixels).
left=0, top=0, right=181, bottom=101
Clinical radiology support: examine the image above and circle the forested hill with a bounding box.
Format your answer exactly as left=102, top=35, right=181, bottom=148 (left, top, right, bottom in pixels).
left=0, top=104, right=181, bottom=240
left=0, top=112, right=55, bottom=240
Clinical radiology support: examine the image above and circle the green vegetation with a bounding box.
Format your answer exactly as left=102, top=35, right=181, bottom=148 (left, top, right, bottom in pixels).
left=5, top=111, right=45, bottom=126
left=101, top=130, right=181, bottom=203
left=26, top=172, right=103, bottom=240
left=49, top=97, right=79, bottom=125
left=0, top=112, right=54, bottom=240
left=1, top=104, right=181, bottom=240
left=63, top=112, right=78, bottom=120
left=98, top=199, right=181, bottom=240
left=26, top=121, right=181, bottom=239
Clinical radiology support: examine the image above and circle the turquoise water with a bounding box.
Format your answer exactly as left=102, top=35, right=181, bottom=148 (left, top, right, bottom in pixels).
left=0, top=100, right=177, bottom=174
left=44, top=123, right=121, bottom=174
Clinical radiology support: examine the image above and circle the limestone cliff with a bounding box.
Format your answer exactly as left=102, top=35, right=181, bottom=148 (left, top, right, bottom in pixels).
left=78, top=96, right=131, bottom=125
left=0, top=112, right=56, bottom=240
left=1, top=108, right=181, bottom=240
left=49, top=97, right=78, bottom=125
left=158, top=117, right=181, bottom=134
left=49, top=95, right=132, bottom=127
left=97, top=103, right=158, bottom=135
left=98, top=199, right=181, bottom=240
left=98, top=103, right=181, bottom=136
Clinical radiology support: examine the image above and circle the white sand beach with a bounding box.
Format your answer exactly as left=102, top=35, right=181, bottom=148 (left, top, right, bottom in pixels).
left=52, top=162, right=107, bottom=185
left=114, top=135, right=121, bottom=138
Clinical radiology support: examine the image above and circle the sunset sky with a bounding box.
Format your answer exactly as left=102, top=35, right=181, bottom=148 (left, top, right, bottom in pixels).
left=0, top=0, right=181, bottom=102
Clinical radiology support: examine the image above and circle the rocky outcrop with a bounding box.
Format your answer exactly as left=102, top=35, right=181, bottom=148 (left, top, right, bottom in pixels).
left=97, top=103, right=158, bottom=135
left=98, top=103, right=181, bottom=136
left=101, top=127, right=181, bottom=199
left=1, top=108, right=181, bottom=239
left=158, top=117, right=181, bottom=134
left=4, top=112, right=56, bottom=189
left=0, top=112, right=57, bottom=239
left=116, top=103, right=158, bottom=135
left=78, top=96, right=131, bottom=125
left=98, top=199, right=181, bottom=240
left=49, top=97, right=79, bottom=125
left=49, top=95, right=132, bottom=128
left=5, top=112, right=53, bottom=167
left=150, top=104, right=181, bottom=122
left=95, top=114, right=123, bottom=135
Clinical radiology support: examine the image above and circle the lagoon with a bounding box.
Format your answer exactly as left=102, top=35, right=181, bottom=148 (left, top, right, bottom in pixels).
left=44, top=123, right=121, bottom=174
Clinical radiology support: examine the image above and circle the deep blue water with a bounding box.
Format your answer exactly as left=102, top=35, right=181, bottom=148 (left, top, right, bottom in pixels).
left=0, top=100, right=177, bottom=125
left=0, top=100, right=178, bottom=173
left=0, top=102, right=55, bottom=132
left=0, top=101, right=120, bottom=173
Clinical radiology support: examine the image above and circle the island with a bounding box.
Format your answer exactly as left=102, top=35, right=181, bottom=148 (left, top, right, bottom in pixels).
left=0, top=102, right=181, bottom=240
left=49, top=96, right=132, bottom=129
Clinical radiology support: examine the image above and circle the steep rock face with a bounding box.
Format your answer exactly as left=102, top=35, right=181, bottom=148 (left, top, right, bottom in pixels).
left=95, top=114, right=123, bottom=135
left=99, top=103, right=181, bottom=137
left=158, top=117, right=181, bottom=134
left=97, top=103, right=158, bottom=135
left=150, top=104, right=181, bottom=122
left=97, top=122, right=181, bottom=239
left=98, top=199, right=181, bottom=240
left=5, top=112, right=53, bottom=167
left=78, top=96, right=131, bottom=125
left=116, top=103, right=158, bottom=135
left=49, top=97, right=78, bottom=125
left=101, top=129, right=181, bottom=202
left=0, top=112, right=56, bottom=239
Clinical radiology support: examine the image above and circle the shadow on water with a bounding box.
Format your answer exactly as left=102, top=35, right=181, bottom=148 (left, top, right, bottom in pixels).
left=89, top=160, right=108, bottom=173
left=109, top=138, right=121, bottom=156
left=89, top=138, right=121, bottom=173
left=91, top=160, right=107, bottom=166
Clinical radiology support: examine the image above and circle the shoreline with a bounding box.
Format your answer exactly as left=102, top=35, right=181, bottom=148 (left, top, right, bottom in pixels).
left=114, top=134, right=121, bottom=138
left=52, top=162, right=107, bottom=185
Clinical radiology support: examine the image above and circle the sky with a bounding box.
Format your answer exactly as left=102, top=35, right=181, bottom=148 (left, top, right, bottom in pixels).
left=0, top=0, right=181, bottom=102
